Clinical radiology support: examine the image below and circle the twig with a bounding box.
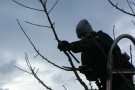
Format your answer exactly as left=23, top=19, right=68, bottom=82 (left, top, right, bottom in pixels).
left=15, top=66, right=31, bottom=74
left=44, top=0, right=48, bottom=5
left=13, top=0, right=44, bottom=12
left=16, top=53, right=53, bottom=90
left=127, top=0, right=135, bottom=15
left=63, top=85, right=67, bottom=90
left=132, top=20, right=135, bottom=26
left=48, top=0, right=58, bottom=14
left=25, top=21, right=51, bottom=28
left=113, top=25, right=116, bottom=40
left=130, top=2, right=135, bottom=6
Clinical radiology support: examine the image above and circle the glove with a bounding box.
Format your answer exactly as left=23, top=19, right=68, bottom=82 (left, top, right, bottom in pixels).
left=79, top=65, right=96, bottom=81
left=57, top=40, right=72, bottom=51
left=79, top=65, right=92, bottom=74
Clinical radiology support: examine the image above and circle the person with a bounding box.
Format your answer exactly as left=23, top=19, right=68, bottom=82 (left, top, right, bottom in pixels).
left=58, top=19, right=134, bottom=90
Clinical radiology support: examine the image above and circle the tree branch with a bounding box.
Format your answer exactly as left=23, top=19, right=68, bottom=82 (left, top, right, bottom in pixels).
left=15, top=66, right=31, bottom=74
left=13, top=0, right=44, bottom=11
left=127, top=0, right=135, bottom=15
left=15, top=53, right=53, bottom=90
left=64, top=52, right=89, bottom=90
left=63, top=85, right=68, bottom=90
left=48, top=0, right=58, bottom=14
left=130, top=2, right=135, bottom=5
left=25, top=21, right=51, bottom=28
left=108, top=0, right=135, bottom=17
left=16, top=19, right=69, bottom=71
left=132, top=20, right=135, bottom=26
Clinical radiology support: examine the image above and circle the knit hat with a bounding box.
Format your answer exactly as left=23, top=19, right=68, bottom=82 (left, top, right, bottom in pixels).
left=76, top=19, right=93, bottom=38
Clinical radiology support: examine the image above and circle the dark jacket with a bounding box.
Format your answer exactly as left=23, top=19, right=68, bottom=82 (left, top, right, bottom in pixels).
left=70, top=31, right=134, bottom=90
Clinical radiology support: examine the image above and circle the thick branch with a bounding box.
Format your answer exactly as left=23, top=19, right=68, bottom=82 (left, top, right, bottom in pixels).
left=39, top=0, right=80, bottom=64
left=39, top=0, right=59, bottom=41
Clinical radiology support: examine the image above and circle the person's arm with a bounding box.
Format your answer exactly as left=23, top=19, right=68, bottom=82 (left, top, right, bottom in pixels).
left=71, top=39, right=99, bottom=53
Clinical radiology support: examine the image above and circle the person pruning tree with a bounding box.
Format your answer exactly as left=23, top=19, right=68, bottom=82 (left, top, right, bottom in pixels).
left=58, top=19, right=134, bottom=90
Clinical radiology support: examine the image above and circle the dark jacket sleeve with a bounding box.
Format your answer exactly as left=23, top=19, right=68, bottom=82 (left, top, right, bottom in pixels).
left=70, top=31, right=121, bottom=54
left=71, top=38, right=99, bottom=53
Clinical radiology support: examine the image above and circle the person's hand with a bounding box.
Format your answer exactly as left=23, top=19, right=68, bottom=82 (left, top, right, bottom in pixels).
left=79, top=66, right=97, bottom=81
left=79, top=65, right=92, bottom=74
left=57, top=40, right=71, bottom=51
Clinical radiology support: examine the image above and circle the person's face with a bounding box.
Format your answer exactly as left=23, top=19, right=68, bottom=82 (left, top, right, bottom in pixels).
left=79, top=32, right=90, bottom=40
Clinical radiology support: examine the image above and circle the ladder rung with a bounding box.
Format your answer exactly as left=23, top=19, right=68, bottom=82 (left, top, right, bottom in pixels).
left=113, top=69, right=135, bottom=74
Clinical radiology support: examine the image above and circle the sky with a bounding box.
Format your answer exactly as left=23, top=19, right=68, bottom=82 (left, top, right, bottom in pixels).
left=0, top=0, right=135, bottom=90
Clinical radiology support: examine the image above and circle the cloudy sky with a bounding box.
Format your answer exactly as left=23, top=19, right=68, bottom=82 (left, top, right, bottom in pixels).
left=0, top=0, right=135, bottom=90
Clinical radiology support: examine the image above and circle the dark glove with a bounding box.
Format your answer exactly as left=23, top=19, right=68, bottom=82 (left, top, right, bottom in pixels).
left=79, top=65, right=92, bottom=74
left=79, top=65, right=97, bottom=81
left=57, top=40, right=72, bottom=51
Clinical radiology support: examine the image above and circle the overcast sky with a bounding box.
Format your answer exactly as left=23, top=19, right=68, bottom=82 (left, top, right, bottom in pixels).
left=0, top=0, right=135, bottom=90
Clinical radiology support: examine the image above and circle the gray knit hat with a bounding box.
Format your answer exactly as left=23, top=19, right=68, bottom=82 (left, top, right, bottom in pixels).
left=76, top=19, right=93, bottom=38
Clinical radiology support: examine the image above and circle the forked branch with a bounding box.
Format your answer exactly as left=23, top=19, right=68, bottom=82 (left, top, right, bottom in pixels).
left=15, top=53, right=53, bottom=90
left=108, top=0, right=135, bottom=17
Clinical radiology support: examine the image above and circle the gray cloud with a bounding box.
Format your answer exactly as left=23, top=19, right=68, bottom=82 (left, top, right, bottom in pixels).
left=0, top=88, right=9, bottom=90
left=51, top=71, right=75, bottom=84
left=0, top=60, right=17, bottom=86
left=0, top=60, right=16, bottom=75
